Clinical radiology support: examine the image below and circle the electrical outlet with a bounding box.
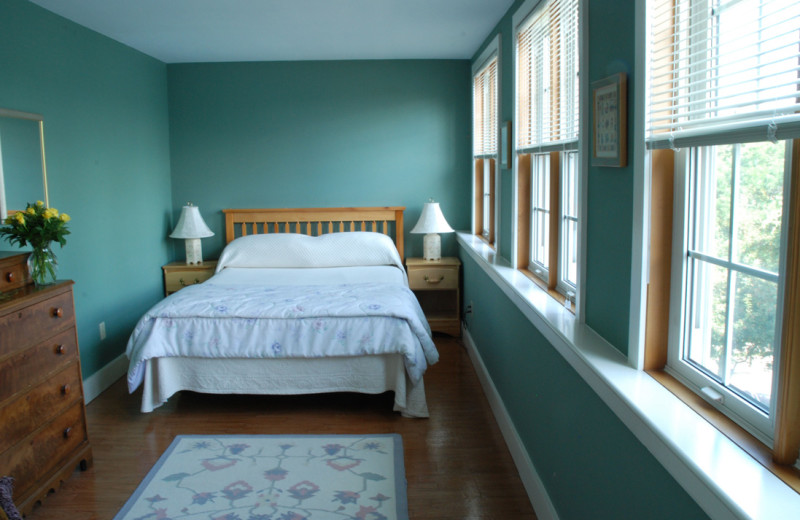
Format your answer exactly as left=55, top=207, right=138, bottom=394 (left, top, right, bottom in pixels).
left=99, top=321, right=106, bottom=340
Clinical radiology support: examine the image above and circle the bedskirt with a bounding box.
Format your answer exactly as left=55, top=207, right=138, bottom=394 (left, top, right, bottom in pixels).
left=140, top=353, right=429, bottom=417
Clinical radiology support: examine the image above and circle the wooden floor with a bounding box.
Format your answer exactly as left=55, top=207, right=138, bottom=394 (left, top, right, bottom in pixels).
left=24, top=336, right=537, bottom=519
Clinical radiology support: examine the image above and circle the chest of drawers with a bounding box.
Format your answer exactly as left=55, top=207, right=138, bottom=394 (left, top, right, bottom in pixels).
left=0, top=280, right=92, bottom=516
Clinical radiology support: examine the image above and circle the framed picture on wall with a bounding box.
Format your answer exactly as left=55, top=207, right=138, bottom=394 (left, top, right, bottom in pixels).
left=591, top=73, right=627, bottom=167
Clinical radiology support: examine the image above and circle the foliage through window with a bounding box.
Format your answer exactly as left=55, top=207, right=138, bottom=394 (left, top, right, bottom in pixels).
left=681, top=142, right=786, bottom=414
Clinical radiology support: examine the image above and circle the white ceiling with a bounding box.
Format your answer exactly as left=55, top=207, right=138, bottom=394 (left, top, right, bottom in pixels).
left=28, top=0, right=514, bottom=63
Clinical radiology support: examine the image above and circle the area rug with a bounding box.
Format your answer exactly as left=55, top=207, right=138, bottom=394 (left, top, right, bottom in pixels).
left=114, top=434, right=408, bottom=520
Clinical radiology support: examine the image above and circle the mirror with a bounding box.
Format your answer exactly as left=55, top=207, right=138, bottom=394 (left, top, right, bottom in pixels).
left=0, top=108, right=49, bottom=220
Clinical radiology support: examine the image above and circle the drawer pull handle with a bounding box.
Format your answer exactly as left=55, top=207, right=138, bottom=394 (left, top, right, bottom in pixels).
left=61, top=384, right=71, bottom=395
left=56, top=344, right=66, bottom=355
left=63, top=427, right=72, bottom=439
left=424, top=275, right=445, bottom=284
left=179, top=278, right=201, bottom=287
left=53, top=307, right=64, bottom=318
left=5, top=272, right=13, bottom=282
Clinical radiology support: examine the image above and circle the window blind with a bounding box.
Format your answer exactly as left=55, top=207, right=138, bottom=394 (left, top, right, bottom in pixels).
left=516, top=0, right=580, bottom=154
left=648, top=0, right=800, bottom=149
left=474, top=55, right=498, bottom=157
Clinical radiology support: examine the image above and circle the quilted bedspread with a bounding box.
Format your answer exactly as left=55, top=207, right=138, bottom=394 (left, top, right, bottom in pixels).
left=126, top=282, right=438, bottom=393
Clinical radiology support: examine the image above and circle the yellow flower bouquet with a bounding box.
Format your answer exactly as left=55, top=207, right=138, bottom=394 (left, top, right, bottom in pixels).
left=1, top=201, right=71, bottom=285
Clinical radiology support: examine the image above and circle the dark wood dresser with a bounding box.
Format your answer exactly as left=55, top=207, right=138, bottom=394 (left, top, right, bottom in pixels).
left=0, top=252, right=92, bottom=517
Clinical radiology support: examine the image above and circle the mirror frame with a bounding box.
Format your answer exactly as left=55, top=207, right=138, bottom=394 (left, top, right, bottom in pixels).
left=0, top=107, right=49, bottom=219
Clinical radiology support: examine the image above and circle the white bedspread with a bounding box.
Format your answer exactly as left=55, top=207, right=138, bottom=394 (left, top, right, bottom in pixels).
left=126, top=281, right=438, bottom=394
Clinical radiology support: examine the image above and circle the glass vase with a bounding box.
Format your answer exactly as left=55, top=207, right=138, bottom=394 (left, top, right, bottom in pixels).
left=28, top=245, right=58, bottom=286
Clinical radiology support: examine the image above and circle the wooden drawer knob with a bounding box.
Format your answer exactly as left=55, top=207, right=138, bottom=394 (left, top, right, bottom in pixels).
left=55, top=344, right=66, bottom=355
left=53, top=307, right=64, bottom=318
left=63, top=427, right=72, bottom=439
left=424, top=275, right=445, bottom=284
left=61, top=384, right=71, bottom=395
left=5, top=272, right=13, bottom=282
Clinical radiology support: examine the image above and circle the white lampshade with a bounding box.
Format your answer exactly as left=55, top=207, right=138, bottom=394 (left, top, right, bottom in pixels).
left=170, top=204, right=214, bottom=265
left=410, top=201, right=454, bottom=261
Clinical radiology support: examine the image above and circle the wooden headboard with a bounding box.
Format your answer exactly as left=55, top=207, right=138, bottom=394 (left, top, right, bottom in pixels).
left=223, top=207, right=406, bottom=262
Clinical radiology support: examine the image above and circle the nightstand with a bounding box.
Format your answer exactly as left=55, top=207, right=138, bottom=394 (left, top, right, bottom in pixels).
left=406, top=257, right=461, bottom=336
left=162, top=260, right=217, bottom=296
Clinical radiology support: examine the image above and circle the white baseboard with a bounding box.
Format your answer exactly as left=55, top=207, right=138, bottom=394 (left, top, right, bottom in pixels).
left=462, top=326, right=560, bottom=520
left=83, top=353, right=127, bottom=404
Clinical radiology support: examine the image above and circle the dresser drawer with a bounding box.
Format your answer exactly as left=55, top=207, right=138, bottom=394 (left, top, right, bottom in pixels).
left=0, top=327, right=77, bottom=406
left=0, top=289, right=75, bottom=357
left=0, top=361, right=83, bottom=446
left=408, top=266, right=459, bottom=290
left=0, top=254, right=30, bottom=292
left=0, top=401, right=88, bottom=502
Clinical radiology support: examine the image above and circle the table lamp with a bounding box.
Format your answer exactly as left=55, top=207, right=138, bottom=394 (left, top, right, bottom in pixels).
left=410, top=200, right=454, bottom=261
left=170, top=203, right=214, bottom=265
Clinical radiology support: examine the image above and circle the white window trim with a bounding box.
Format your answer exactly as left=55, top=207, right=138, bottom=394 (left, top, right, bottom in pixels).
left=628, top=0, right=650, bottom=370
left=472, top=34, right=502, bottom=250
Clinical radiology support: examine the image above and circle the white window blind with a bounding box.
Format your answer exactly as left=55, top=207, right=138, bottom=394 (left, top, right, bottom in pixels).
left=648, top=0, right=800, bottom=149
left=516, top=0, right=580, bottom=153
left=474, top=55, right=498, bottom=157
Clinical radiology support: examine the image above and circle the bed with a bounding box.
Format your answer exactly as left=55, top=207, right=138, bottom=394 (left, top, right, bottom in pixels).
left=125, top=206, right=438, bottom=417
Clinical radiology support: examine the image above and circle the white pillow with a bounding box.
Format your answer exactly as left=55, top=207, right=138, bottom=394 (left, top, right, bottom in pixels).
left=216, top=232, right=404, bottom=272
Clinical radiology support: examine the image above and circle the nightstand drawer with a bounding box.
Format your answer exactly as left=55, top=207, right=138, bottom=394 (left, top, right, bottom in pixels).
left=408, top=267, right=458, bottom=290
left=162, top=260, right=217, bottom=296
left=164, top=269, right=214, bottom=292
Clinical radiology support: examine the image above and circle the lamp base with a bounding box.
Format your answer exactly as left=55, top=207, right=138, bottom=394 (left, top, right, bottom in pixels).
left=184, top=238, right=204, bottom=265
left=422, top=233, right=442, bottom=261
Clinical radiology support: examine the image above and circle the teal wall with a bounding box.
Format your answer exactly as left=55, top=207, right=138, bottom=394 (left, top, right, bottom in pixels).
left=0, top=0, right=173, bottom=376
left=167, top=60, right=471, bottom=260
left=464, top=0, right=709, bottom=518
left=584, top=0, right=635, bottom=355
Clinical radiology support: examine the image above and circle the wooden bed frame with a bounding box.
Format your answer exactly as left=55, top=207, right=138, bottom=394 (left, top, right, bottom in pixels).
left=223, top=206, right=406, bottom=262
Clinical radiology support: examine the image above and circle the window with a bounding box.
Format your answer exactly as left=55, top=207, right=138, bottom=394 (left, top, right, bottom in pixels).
left=529, top=153, right=551, bottom=277
left=671, top=141, right=790, bottom=438
left=560, top=150, right=579, bottom=290
left=647, top=0, right=800, bottom=448
left=514, top=0, right=580, bottom=301
left=473, top=37, right=499, bottom=245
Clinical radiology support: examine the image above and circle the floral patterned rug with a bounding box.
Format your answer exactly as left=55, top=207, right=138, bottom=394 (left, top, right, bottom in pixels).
left=113, top=434, right=407, bottom=520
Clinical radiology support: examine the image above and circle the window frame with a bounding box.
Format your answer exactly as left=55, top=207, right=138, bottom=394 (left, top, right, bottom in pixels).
left=512, top=0, right=581, bottom=306
left=558, top=149, right=579, bottom=293
left=641, top=0, right=800, bottom=468
left=666, top=142, right=793, bottom=443
left=472, top=35, right=501, bottom=248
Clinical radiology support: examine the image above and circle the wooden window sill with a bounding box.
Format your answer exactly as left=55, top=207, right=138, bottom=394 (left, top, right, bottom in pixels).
left=519, top=268, right=575, bottom=314
left=474, top=233, right=496, bottom=249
